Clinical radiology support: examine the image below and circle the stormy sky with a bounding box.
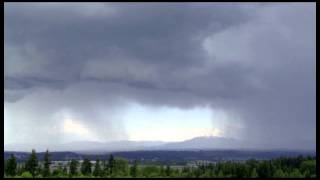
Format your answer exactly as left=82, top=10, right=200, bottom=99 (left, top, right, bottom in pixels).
left=4, top=3, right=316, bottom=151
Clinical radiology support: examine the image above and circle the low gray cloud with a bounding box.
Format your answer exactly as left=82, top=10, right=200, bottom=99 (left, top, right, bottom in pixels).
left=4, top=3, right=316, bottom=150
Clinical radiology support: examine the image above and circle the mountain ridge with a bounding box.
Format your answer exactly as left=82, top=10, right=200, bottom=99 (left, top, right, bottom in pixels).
left=4, top=136, right=315, bottom=153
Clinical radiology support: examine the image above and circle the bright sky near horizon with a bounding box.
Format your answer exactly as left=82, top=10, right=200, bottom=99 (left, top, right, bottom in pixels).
left=4, top=101, right=238, bottom=145
left=123, top=103, right=225, bottom=142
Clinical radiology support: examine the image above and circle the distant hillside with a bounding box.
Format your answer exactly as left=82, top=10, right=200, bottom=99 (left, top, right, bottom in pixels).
left=4, top=151, right=82, bottom=163
left=4, top=136, right=315, bottom=153
left=155, top=136, right=244, bottom=150
left=4, top=150, right=316, bottom=165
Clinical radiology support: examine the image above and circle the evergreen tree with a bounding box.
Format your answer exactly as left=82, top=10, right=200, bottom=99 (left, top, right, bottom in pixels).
left=25, top=149, right=38, bottom=177
left=36, top=165, right=43, bottom=178
left=165, top=165, right=171, bottom=177
left=69, top=159, right=79, bottom=177
left=300, top=160, right=316, bottom=176
left=5, top=154, right=17, bottom=177
left=108, top=154, right=115, bottom=175
left=4, top=149, right=314, bottom=178
left=273, top=169, right=285, bottom=178
left=102, top=160, right=108, bottom=176
left=16, top=163, right=25, bottom=176
left=112, top=157, right=129, bottom=176
left=208, top=163, right=215, bottom=177
left=159, top=165, right=166, bottom=177
left=130, top=160, right=138, bottom=177
left=142, top=165, right=160, bottom=178
left=250, top=168, right=258, bottom=178
left=181, top=166, right=190, bottom=177
left=63, top=166, right=68, bottom=175
left=4, top=159, right=7, bottom=177
left=81, top=158, right=92, bottom=176
left=93, top=159, right=102, bottom=177
left=289, top=168, right=303, bottom=178
left=52, top=163, right=64, bottom=177
left=257, top=161, right=271, bottom=178
left=42, top=150, right=51, bottom=177
left=234, top=164, right=247, bottom=178
left=217, top=170, right=224, bottom=177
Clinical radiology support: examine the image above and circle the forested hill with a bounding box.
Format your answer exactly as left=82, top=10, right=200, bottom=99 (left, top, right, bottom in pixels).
left=4, top=150, right=316, bottom=164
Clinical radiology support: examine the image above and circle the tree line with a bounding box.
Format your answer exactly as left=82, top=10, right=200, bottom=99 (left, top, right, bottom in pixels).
left=4, top=149, right=316, bottom=178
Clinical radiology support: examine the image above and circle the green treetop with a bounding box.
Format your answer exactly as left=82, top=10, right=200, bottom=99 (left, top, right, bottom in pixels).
left=5, top=154, right=17, bottom=177
left=25, top=149, right=38, bottom=177
left=69, top=159, right=79, bottom=177
left=42, top=150, right=51, bottom=177
left=81, top=158, right=92, bottom=176
left=93, top=159, right=102, bottom=177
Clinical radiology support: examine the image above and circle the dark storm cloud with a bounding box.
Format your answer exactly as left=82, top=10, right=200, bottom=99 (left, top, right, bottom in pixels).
left=4, top=3, right=253, bottom=90
left=202, top=3, right=316, bottom=149
left=4, top=3, right=315, bottom=149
